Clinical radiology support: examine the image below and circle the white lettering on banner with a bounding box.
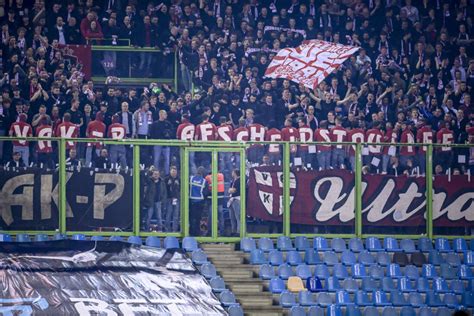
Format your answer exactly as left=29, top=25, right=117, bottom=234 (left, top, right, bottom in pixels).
left=13, top=125, right=29, bottom=145
left=407, top=133, right=415, bottom=153
left=254, top=169, right=295, bottom=215
left=268, top=133, right=281, bottom=153
left=442, top=133, right=453, bottom=151
left=0, top=174, right=34, bottom=225
left=217, top=126, right=232, bottom=141
left=180, top=125, right=195, bottom=140
left=367, top=134, right=382, bottom=153
left=350, top=132, right=364, bottom=151
left=235, top=130, right=249, bottom=142
left=299, top=128, right=313, bottom=143
left=422, top=132, right=432, bottom=151
left=265, top=40, right=359, bottom=90
left=333, top=129, right=346, bottom=149
left=199, top=123, right=213, bottom=141
left=60, top=126, right=76, bottom=147
left=37, top=127, right=52, bottom=150
left=250, top=126, right=265, bottom=142
left=433, top=191, right=474, bottom=221
left=70, top=298, right=117, bottom=316
left=110, top=127, right=125, bottom=140
left=91, top=131, right=103, bottom=138
left=93, top=173, right=124, bottom=220
left=319, top=129, right=331, bottom=144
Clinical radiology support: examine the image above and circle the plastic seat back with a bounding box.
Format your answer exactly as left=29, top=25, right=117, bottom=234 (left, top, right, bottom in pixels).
left=417, top=277, right=430, bottom=292
left=425, top=291, right=443, bottom=307
left=428, top=250, right=445, bottom=266
left=269, top=250, right=284, bottom=266
left=433, top=277, right=449, bottom=293
left=109, top=235, right=123, bottom=241
left=306, top=276, right=323, bottom=292
left=369, top=264, right=384, bottom=279
left=287, top=276, right=305, bottom=292
left=278, top=263, right=294, bottom=280
left=418, top=237, right=433, bottom=252
left=399, top=277, right=416, bottom=292
left=305, top=249, right=322, bottom=265
left=164, top=236, right=179, bottom=249
left=445, top=252, right=461, bottom=267
left=210, top=276, right=226, bottom=292
left=296, top=264, right=312, bottom=280
left=259, top=264, right=275, bottom=280
left=299, top=290, right=317, bottom=306
left=363, top=307, right=379, bottom=316
left=400, top=306, right=416, bottom=316
left=453, top=238, right=467, bottom=252
left=258, top=237, right=274, bottom=252
left=422, top=264, right=438, bottom=278
left=191, top=249, right=208, bottom=265
left=240, top=237, right=256, bottom=252
left=335, top=290, right=352, bottom=305
left=410, top=252, right=427, bottom=267
left=342, top=278, right=358, bottom=293
left=400, top=239, right=417, bottom=253
left=382, top=306, right=397, bottom=316
left=388, top=263, right=402, bottom=278
left=362, top=277, right=378, bottom=292
left=419, top=307, right=434, bottom=316
left=314, top=264, right=329, bottom=279
left=440, top=263, right=457, bottom=279
left=450, top=279, right=465, bottom=294
left=127, top=236, right=142, bottom=245
left=53, top=233, right=66, bottom=240
left=307, top=306, right=324, bottom=316
left=313, top=237, right=330, bottom=251
left=145, top=236, right=161, bottom=248
left=462, top=291, right=474, bottom=307
left=91, top=235, right=104, bottom=241
left=341, top=250, right=357, bottom=266
left=200, top=263, right=217, bottom=279
left=326, top=276, right=342, bottom=292
left=392, top=252, right=409, bottom=266
left=0, top=234, right=12, bottom=242
left=295, top=236, right=310, bottom=251
left=408, top=292, right=424, bottom=307
left=384, top=237, right=401, bottom=252
left=72, top=234, right=85, bottom=241
left=459, top=264, right=474, bottom=279
left=287, top=250, right=303, bottom=266
left=323, top=251, right=338, bottom=266
left=464, top=250, right=474, bottom=266
left=348, top=238, right=364, bottom=252
left=333, top=263, right=348, bottom=279
left=345, top=305, right=361, bottom=316
left=355, top=290, right=372, bottom=306
left=228, top=305, right=244, bottom=316
left=404, top=264, right=419, bottom=280
left=434, top=238, right=452, bottom=252
left=381, top=277, right=396, bottom=292
left=391, top=291, right=409, bottom=306
left=326, top=304, right=342, bottom=316
left=34, top=234, right=49, bottom=242
left=351, top=263, right=367, bottom=278
left=373, top=290, right=390, bottom=306
left=269, top=277, right=285, bottom=293
left=290, top=306, right=307, bottom=316
left=277, top=236, right=294, bottom=251
left=250, top=249, right=267, bottom=265
left=376, top=252, right=391, bottom=266
left=219, top=290, right=236, bottom=306
left=316, top=292, right=332, bottom=306
left=17, top=234, right=31, bottom=242
left=366, top=237, right=383, bottom=252
left=280, top=291, right=297, bottom=307
left=358, top=251, right=375, bottom=265
left=442, top=293, right=459, bottom=308
left=331, top=238, right=346, bottom=252
left=182, top=236, right=198, bottom=252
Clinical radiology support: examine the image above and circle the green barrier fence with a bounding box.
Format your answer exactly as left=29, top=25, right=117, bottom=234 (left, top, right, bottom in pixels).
left=0, top=137, right=472, bottom=241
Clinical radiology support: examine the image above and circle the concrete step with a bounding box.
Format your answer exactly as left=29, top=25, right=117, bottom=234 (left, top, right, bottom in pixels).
left=227, top=283, right=263, bottom=293
left=209, top=258, right=244, bottom=265
left=244, top=307, right=286, bottom=316
left=201, top=243, right=236, bottom=251
left=219, top=270, right=254, bottom=279
left=237, top=296, right=274, bottom=307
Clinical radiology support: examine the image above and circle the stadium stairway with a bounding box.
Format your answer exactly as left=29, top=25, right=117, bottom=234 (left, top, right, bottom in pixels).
left=201, top=243, right=286, bottom=316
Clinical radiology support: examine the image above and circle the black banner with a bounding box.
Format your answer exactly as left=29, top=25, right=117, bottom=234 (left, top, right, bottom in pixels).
left=0, top=168, right=133, bottom=231
left=0, top=241, right=226, bottom=315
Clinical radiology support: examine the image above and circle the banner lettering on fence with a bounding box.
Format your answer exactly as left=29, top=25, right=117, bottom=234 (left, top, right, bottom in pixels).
left=0, top=168, right=133, bottom=231
left=247, top=167, right=474, bottom=227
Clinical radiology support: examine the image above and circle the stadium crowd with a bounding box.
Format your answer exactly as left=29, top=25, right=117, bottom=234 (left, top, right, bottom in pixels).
left=0, top=0, right=473, bottom=176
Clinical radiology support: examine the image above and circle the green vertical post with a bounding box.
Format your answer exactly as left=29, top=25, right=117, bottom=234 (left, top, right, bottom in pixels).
left=283, top=142, right=291, bottom=236
left=239, top=147, right=246, bottom=237
left=174, top=51, right=178, bottom=92
left=211, top=150, right=218, bottom=240
left=133, top=145, right=140, bottom=236
left=355, top=143, right=362, bottom=237
left=58, top=139, right=67, bottom=234
left=426, top=144, right=433, bottom=239
left=182, top=147, right=190, bottom=237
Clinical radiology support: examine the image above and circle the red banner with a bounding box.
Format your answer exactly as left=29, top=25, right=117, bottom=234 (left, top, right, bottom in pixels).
left=59, top=45, right=92, bottom=79
left=247, top=167, right=474, bottom=227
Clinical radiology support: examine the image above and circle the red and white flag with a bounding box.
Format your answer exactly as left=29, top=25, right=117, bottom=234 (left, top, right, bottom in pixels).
left=264, top=40, right=359, bottom=90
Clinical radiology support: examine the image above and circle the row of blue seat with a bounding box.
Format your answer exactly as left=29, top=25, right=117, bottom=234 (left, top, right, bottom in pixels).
left=259, top=262, right=473, bottom=280
left=269, top=275, right=474, bottom=295
left=250, top=248, right=474, bottom=267
left=288, top=305, right=464, bottom=316
left=280, top=290, right=474, bottom=309
left=241, top=237, right=474, bottom=253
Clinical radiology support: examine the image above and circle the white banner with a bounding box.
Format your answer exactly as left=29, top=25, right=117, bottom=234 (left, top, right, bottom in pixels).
left=264, top=40, right=359, bottom=90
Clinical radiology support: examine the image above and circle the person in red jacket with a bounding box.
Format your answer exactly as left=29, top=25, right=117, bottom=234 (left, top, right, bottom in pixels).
left=399, top=121, right=416, bottom=169
left=416, top=119, right=433, bottom=174
left=347, top=121, right=365, bottom=171
left=176, top=114, right=196, bottom=171
left=107, top=114, right=127, bottom=168
left=265, top=120, right=281, bottom=165
left=330, top=117, right=347, bottom=169
left=195, top=113, right=217, bottom=170
left=314, top=120, right=331, bottom=170
left=80, top=12, right=103, bottom=43
left=382, top=122, right=400, bottom=174
left=365, top=121, right=384, bottom=171
left=35, top=117, right=54, bottom=168
left=217, top=116, right=234, bottom=171
left=85, top=112, right=106, bottom=167
left=297, top=117, right=314, bottom=168
left=55, top=112, right=79, bottom=152
left=9, top=113, right=32, bottom=166
left=248, top=121, right=266, bottom=164
left=436, top=121, right=454, bottom=171
left=281, top=118, right=299, bottom=164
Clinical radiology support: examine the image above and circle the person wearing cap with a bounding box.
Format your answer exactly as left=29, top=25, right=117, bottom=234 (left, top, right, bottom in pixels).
left=9, top=113, right=32, bottom=166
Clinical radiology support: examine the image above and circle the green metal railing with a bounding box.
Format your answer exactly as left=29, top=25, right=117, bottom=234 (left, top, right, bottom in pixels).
left=0, top=136, right=472, bottom=241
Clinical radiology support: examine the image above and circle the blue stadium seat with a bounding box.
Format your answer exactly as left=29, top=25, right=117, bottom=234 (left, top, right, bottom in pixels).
left=200, top=263, right=217, bottom=279
left=391, top=291, right=409, bottom=306
left=458, top=264, right=474, bottom=280
left=53, top=233, right=66, bottom=240
left=345, top=305, right=361, bottom=316
left=317, top=292, right=333, bottom=306
left=296, top=264, right=312, bottom=280
left=0, top=234, right=12, bottom=242
left=287, top=250, right=303, bottom=266
left=305, top=249, right=322, bottom=265
left=333, top=264, right=348, bottom=280
left=440, top=263, right=457, bottom=279
left=388, top=263, right=403, bottom=278
left=366, top=237, right=384, bottom=252
left=191, top=249, right=208, bottom=265
left=400, top=239, right=417, bottom=253
left=404, top=265, right=420, bottom=280
left=210, top=276, right=226, bottom=293
left=307, top=306, right=324, bottom=316
left=422, top=264, right=438, bottom=279
left=465, top=251, right=474, bottom=266
left=351, top=263, right=368, bottom=279
left=335, top=290, right=353, bottom=306
left=258, top=237, right=274, bottom=252
left=358, top=251, right=375, bottom=266
left=299, top=290, right=317, bottom=306
left=369, top=264, right=384, bottom=280
left=342, top=278, right=358, bottom=293
left=163, top=236, right=179, bottom=249
left=373, top=290, right=391, bottom=306
left=434, top=238, right=452, bottom=253
left=428, top=251, right=445, bottom=266
left=240, top=237, right=256, bottom=252
left=348, top=238, right=364, bottom=253
left=227, top=304, right=244, bottom=316
left=269, top=277, right=285, bottom=293
left=306, top=277, right=323, bottom=292
left=278, top=263, right=294, bottom=280
left=425, top=291, right=443, bottom=307
left=400, top=306, right=416, bottom=316
left=72, top=234, right=86, bottom=241
left=34, top=234, right=49, bottom=242
left=277, top=236, right=295, bottom=251
left=469, top=280, right=474, bottom=291
left=453, top=238, right=468, bottom=253
left=109, top=236, right=123, bottom=241
left=419, top=307, right=434, bottom=316
left=313, top=237, right=330, bottom=251
left=280, top=291, right=297, bottom=307
left=331, top=238, right=346, bottom=253
left=326, top=304, right=342, bottom=316
left=250, top=249, right=267, bottom=265
left=450, top=279, right=465, bottom=294
left=341, top=250, right=357, bottom=266
left=471, top=240, right=474, bottom=251
left=290, top=306, right=306, bottom=316
left=16, top=234, right=31, bottom=242
left=314, top=264, right=329, bottom=279
left=462, top=291, right=474, bottom=308
left=259, top=264, right=275, bottom=280
left=381, top=277, right=397, bottom=292
left=91, top=235, right=105, bottom=241
left=381, top=306, right=397, bottom=316
left=145, top=236, right=161, bottom=248
left=399, top=277, right=416, bottom=292
left=127, top=236, right=142, bottom=245
left=442, top=293, right=459, bottom=308
left=295, top=236, right=310, bottom=251
left=269, top=250, right=284, bottom=266
left=433, top=277, right=449, bottom=293
left=227, top=305, right=244, bottom=316
left=419, top=238, right=434, bottom=252
left=355, top=290, right=372, bottom=306
left=384, top=237, right=402, bottom=252
left=417, top=277, right=431, bottom=292
left=408, top=292, right=425, bottom=307
left=363, top=307, right=379, bottom=316
left=362, top=277, right=378, bottom=292
left=182, top=237, right=198, bottom=252
left=326, top=277, right=342, bottom=292
left=376, top=252, right=391, bottom=266
left=323, top=251, right=338, bottom=266
left=220, top=290, right=238, bottom=307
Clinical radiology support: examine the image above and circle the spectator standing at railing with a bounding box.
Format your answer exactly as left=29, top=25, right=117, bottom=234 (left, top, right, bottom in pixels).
left=399, top=121, right=416, bottom=169
left=149, top=110, right=173, bottom=175
left=55, top=112, right=79, bottom=153
left=5, top=151, right=25, bottom=168
left=80, top=12, right=103, bottom=44
left=85, top=111, right=106, bottom=167
left=165, top=166, right=180, bottom=233
left=436, top=121, right=455, bottom=171
left=107, top=114, right=127, bottom=168
left=35, top=116, right=53, bottom=169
